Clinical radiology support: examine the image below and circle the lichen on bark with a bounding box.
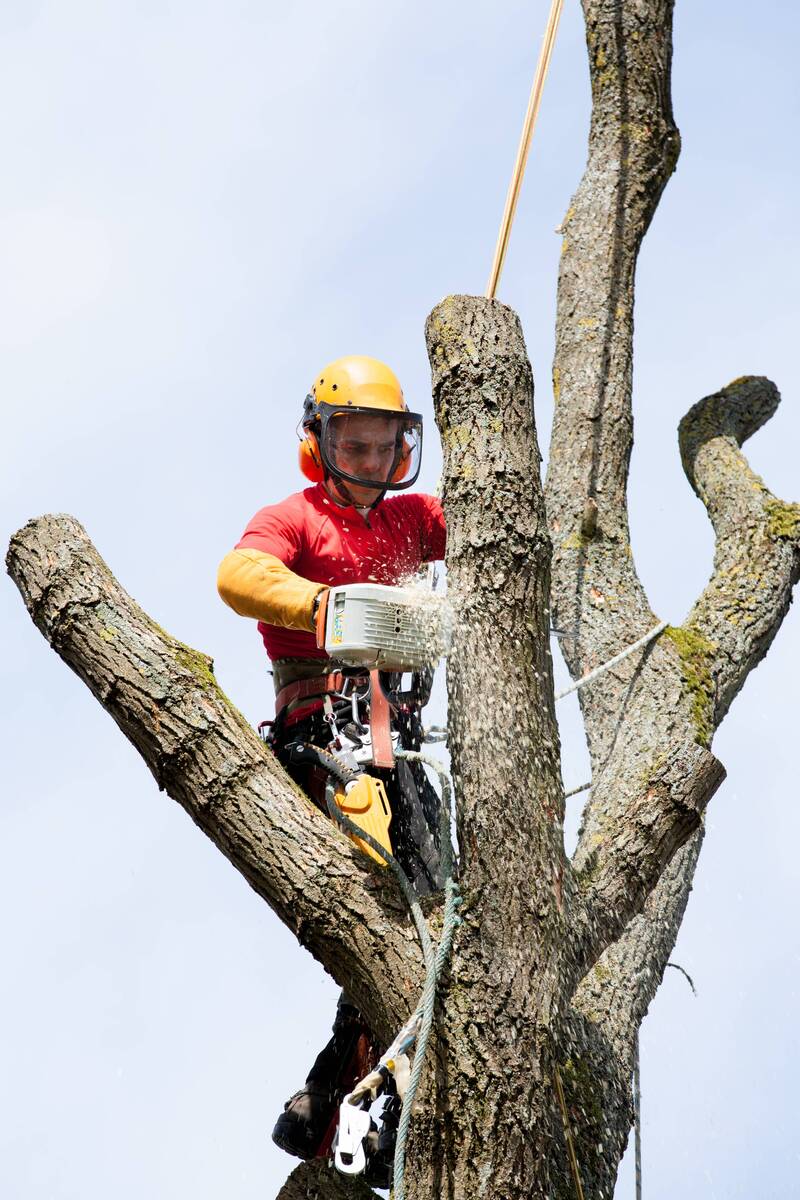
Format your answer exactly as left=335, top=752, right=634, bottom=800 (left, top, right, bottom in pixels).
left=663, top=625, right=716, bottom=746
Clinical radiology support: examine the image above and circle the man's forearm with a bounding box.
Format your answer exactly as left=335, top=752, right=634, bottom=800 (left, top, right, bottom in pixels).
left=217, top=548, right=326, bottom=630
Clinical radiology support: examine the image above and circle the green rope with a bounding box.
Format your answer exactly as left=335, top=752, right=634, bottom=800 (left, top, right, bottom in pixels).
left=391, top=749, right=460, bottom=1200
left=325, top=747, right=461, bottom=1199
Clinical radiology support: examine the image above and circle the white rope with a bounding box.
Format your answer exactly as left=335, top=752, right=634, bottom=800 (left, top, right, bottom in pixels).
left=563, top=781, right=591, bottom=799
left=555, top=620, right=668, bottom=701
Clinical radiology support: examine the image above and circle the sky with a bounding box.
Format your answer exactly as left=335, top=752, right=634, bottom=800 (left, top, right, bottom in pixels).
left=1, top=1, right=799, bottom=1197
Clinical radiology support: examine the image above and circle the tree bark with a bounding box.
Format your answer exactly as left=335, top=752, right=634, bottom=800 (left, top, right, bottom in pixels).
left=543, top=3, right=800, bottom=1195
left=6, top=514, right=423, bottom=1044
left=276, top=1161, right=378, bottom=1200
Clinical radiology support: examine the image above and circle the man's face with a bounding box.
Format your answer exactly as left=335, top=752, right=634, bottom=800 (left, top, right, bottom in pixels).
left=326, top=412, right=399, bottom=505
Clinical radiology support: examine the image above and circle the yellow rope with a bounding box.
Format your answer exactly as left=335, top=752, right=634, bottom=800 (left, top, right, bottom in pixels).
left=486, top=0, right=564, bottom=300
left=553, top=1065, right=587, bottom=1200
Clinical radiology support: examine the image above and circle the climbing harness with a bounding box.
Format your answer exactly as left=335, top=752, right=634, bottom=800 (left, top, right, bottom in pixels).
left=262, top=577, right=458, bottom=1187
left=486, top=0, right=565, bottom=299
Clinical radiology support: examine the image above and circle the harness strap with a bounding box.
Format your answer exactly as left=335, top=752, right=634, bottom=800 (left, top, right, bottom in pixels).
left=368, top=669, right=395, bottom=768
left=274, top=671, right=350, bottom=716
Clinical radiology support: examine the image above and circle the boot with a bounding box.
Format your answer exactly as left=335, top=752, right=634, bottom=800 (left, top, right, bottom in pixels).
left=271, top=1084, right=336, bottom=1161
left=271, top=998, right=367, bottom=1160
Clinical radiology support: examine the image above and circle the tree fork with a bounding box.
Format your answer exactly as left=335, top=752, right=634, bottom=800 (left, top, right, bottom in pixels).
left=5, top=513, right=425, bottom=1044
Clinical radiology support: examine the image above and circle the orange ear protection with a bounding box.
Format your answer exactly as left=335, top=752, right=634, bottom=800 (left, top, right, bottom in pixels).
left=391, top=435, right=413, bottom=483
left=298, top=430, right=324, bottom=482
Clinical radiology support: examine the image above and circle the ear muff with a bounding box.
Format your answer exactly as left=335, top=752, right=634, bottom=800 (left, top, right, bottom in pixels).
left=299, top=430, right=324, bottom=482
left=390, top=435, right=413, bottom=483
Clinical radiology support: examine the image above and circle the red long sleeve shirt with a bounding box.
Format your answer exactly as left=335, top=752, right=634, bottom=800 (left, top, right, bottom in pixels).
left=236, top=483, right=446, bottom=661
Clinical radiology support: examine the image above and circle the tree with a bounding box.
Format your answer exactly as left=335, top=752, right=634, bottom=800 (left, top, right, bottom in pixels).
left=7, top=1, right=799, bottom=1197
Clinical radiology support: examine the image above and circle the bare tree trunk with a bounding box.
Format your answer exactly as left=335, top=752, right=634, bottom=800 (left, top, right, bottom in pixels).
left=7, top=1, right=800, bottom=1198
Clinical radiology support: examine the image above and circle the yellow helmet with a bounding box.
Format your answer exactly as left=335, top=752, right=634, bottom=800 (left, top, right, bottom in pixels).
left=311, top=355, right=407, bottom=413
left=299, top=355, right=423, bottom=490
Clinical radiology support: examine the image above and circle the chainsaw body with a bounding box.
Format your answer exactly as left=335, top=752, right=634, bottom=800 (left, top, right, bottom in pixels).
left=323, top=582, right=451, bottom=671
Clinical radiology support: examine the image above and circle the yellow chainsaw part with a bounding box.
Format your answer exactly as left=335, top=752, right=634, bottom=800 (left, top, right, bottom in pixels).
left=336, top=775, right=392, bottom=866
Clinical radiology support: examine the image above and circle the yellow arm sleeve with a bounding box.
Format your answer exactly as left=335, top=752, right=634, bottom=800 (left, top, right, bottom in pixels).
left=217, top=549, right=326, bottom=631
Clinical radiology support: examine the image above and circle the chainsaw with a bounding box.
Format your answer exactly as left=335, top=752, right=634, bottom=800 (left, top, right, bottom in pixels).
left=288, top=580, right=451, bottom=867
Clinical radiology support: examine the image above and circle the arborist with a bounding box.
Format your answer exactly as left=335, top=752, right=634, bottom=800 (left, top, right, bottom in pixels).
left=217, top=355, right=446, bottom=1177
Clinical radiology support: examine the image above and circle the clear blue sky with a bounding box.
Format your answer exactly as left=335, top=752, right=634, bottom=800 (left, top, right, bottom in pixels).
left=2, top=2, right=798, bottom=1197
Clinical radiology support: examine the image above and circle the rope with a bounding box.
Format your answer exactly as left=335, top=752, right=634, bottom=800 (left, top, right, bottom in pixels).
left=486, top=0, right=564, bottom=299
left=554, top=620, right=668, bottom=701
left=551, top=620, right=667, bottom=1197
left=391, top=749, right=460, bottom=1200
left=553, top=1064, right=587, bottom=1200
left=633, top=1034, right=642, bottom=1200
left=563, top=781, right=591, bottom=799
left=325, top=748, right=461, bottom=1199
left=666, top=961, right=697, bottom=995
left=631, top=964, right=696, bottom=1197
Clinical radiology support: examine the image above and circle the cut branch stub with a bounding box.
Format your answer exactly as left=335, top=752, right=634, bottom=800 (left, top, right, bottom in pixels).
left=425, top=295, right=565, bottom=920
left=6, top=513, right=422, bottom=1041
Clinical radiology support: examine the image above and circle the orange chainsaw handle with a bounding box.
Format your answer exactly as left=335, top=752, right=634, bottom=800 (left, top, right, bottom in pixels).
left=314, top=588, right=330, bottom=649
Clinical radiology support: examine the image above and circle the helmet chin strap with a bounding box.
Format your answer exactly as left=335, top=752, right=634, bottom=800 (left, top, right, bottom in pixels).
left=325, top=474, right=386, bottom=511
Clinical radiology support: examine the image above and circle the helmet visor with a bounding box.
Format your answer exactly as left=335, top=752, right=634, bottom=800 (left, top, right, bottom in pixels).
left=318, top=407, right=423, bottom=491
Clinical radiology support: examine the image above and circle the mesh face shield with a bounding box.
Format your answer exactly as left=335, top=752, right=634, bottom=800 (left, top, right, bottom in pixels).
left=316, top=407, right=423, bottom=491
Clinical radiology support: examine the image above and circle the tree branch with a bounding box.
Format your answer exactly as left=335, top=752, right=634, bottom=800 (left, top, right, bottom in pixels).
left=539, top=0, right=745, bottom=980
left=546, top=0, right=680, bottom=731
left=567, top=740, right=723, bottom=979
left=6, top=514, right=424, bottom=1042
left=574, top=830, right=703, bottom=1052
left=679, top=376, right=800, bottom=730
left=556, top=374, right=800, bottom=1171
left=558, top=832, right=703, bottom=1196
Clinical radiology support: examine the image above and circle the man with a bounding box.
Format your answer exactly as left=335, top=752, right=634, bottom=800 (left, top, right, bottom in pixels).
left=217, top=355, right=446, bottom=1171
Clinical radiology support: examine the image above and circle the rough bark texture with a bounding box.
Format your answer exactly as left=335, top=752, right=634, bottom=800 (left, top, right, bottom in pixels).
left=543, top=2, right=800, bottom=1196
left=7, top=1, right=800, bottom=1197
left=6, top=515, right=423, bottom=1044
left=416, top=297, right=566, bottom=1196
left=276, top=1161, right=378, bottom=1200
